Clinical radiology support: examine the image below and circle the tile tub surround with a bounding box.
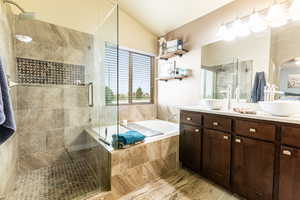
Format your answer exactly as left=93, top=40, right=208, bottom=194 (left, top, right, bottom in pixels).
left=110, top=135, right=179, bottom=198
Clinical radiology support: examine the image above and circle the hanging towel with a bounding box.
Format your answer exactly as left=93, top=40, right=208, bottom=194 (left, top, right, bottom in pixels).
left=0, top=59, right=16, bottom=145
left=251, top=72, right=266, bottom=103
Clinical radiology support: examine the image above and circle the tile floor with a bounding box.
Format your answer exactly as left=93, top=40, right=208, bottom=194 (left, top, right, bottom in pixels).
left=4, top=159, right=101, bottom=200
left=90, top=168, right=242, bottom=200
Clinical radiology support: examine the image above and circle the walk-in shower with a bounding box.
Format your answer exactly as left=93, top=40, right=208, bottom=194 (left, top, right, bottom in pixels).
left=0, top=0, right=121, bottom=199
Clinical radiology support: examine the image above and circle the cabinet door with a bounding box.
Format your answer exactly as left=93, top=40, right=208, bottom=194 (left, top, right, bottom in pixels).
left=180, top=124, right=201, bottom=173
left=279, top=146, right=300, bottom=200
left=233, top=136, right=275, bottom=200
left=203, top=129, right=231, bottom=188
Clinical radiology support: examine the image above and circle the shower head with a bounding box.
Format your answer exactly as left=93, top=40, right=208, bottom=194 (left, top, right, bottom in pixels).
left=3, top=0, right=36, bottom=19
left=18, top=12, right=36, bottom=20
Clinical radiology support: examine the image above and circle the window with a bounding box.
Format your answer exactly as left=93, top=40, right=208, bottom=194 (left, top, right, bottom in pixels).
left=104, top=44, right=154, bottom=105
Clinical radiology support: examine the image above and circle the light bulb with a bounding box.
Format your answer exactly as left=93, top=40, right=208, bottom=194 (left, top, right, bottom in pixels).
left=249, top=12, right=268, bottom=33
left=232, top=19, right=250, bottom=37
left=15, top=35, right=32, bottom=43
left=217, top=24, right=236, bottom=41
left=267, top=3, right=288, bottom=27
left=289, top=0, right=300, bottom=20
left=217, top=24, right=227, bottom=37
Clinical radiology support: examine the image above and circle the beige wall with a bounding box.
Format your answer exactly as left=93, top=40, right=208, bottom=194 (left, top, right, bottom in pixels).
left=157, top=0, right=273, bottom=122
left=119, top=9, right=157, bottom=55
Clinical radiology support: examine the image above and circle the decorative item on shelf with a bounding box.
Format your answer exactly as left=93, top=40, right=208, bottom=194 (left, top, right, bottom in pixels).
left=158, top=39, right=188, bottom=60
left=157, top=60, right=192, bottom=82
left=158, top=37, right=167, bottom=57
left=216, top=0, right=298, bottom=42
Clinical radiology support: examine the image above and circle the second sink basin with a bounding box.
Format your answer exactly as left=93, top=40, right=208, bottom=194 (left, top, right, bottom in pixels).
left=259, top=100, right=300, bottom=117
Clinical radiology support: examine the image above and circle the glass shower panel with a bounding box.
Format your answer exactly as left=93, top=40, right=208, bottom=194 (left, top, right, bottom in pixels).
left=8, top=2, right=119, bottom=200
left=93, top=5, right=119, bottom=148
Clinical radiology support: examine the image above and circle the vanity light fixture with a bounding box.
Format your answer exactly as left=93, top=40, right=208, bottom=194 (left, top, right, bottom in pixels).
left=217, top=24, right=235, bottom=41
left=289, top=0, right=300, bottom=20
left=217, top=0, right=295, bottom=41
left=249, top=11, right=268, bottom=33
left=266, top=3, right=288, bottom=28
left=295, top=58, right=300, bottom=65
left=232, top=18, right=250, bottom=37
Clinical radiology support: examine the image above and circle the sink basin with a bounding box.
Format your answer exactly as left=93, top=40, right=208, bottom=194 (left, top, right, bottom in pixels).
left=200, top=99, right=225, bottom=110
left=259, top=100, right=300, bottom=117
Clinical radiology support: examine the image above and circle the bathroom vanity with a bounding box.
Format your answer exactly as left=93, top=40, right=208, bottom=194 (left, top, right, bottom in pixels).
left=180, top=108, right=300, bottom=200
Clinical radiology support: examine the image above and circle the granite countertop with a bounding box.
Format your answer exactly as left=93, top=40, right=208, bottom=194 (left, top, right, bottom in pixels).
left=180, top=106, right=300, bottom=125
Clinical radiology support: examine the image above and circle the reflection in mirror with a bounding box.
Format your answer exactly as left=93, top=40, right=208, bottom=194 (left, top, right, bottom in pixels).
left=201, top=30, right=271, bottom=102
left=279, top=59, right=300, bottom=99
left=201, top=60, right=237, bottom=99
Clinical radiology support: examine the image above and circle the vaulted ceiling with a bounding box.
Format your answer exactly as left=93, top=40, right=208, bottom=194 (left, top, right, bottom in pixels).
left=119, top=0, right=234, bottom=36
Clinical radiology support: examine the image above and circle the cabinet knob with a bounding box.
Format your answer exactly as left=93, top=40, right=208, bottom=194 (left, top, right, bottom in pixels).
left=213, top=122, right=219, bottom=126
left=283, top=150, right=292, bottom=156
left=186, top=117, right=192, bottom=121
left=249, top=128, right=256, bottom=133
left=223, top=135, right=229, bottom=140
left=235, top=138, right=241, bottom=143
left=195, top=129, right=200, bottom=133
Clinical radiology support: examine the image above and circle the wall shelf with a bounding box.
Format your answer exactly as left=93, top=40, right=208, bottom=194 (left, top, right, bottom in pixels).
left=158, top=49, right=189, bottom=60
left=156, top=75, right=189, bottom=82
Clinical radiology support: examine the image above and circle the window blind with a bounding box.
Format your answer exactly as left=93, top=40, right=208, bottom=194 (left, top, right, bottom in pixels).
left=131, top=53, right=152, bottom=103
left=104, top=44, right=153, bottom=105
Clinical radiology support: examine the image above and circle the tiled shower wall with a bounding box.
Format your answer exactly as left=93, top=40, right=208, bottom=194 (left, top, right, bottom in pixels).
left=0, top=3, right=18, bottom=197
left=13, top=17, right=97, bottom=173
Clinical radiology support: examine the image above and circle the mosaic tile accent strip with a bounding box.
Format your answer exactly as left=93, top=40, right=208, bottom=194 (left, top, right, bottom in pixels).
left=17, top=58, right=85, bottom=85
left=4, top=160, right=99, bottom=200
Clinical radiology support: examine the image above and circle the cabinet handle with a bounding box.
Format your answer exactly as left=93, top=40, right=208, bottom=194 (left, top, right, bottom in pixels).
left=213, top=122, right=219, bottom=126
left=249, top=128, right=256, bottom=133
left=235, top=138, right=241, bottom=143
left=186, top=117, right=192, bottom=121
left=283, top=150, right=292, bottom=156
left=195, top=129, right=200, bottom=133
left=223, top=135, right=229, bottom=140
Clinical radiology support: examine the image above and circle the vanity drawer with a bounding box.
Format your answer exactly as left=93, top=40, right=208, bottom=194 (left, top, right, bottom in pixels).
left=203, top=115, right=232, bottom=132
left=235, top=120, right=276, bottom=142
left=282, top=126, right=300, bottom=148
left=180, top=111, right=202, bottom=126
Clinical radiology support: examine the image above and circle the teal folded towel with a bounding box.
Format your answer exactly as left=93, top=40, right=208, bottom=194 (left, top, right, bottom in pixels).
left=112, top=131, right=145, bottom=147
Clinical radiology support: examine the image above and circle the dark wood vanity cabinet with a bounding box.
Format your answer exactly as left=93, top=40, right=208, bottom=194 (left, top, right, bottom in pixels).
left=278, top=146, right=300, bottom=200
left=203, top=129, right=231, bottom=188
left=180, top=110, right=300, bottom=200
left=179, top=124, right=202, bottom=173
left=232, top=136, right=275, bottom=200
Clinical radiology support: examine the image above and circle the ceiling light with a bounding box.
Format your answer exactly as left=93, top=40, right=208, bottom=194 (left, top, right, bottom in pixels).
left=232, top=19, right=250, bottom=37
left=249, top=12, right=268, bottom=33
left=266, top=3, right=288, bottom=28
left=217, top=24, right=227, bottom=37
left=289, top=0, right=300, bottom=20
left=15, top=34, right=32, bottom=43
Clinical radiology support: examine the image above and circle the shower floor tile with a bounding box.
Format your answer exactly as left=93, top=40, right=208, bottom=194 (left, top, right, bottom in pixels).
left=5, top=159, right=100, bottom=200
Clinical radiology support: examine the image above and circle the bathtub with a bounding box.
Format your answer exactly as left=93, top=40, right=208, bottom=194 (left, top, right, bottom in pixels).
left=86, top=119, right=179, bottom=151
